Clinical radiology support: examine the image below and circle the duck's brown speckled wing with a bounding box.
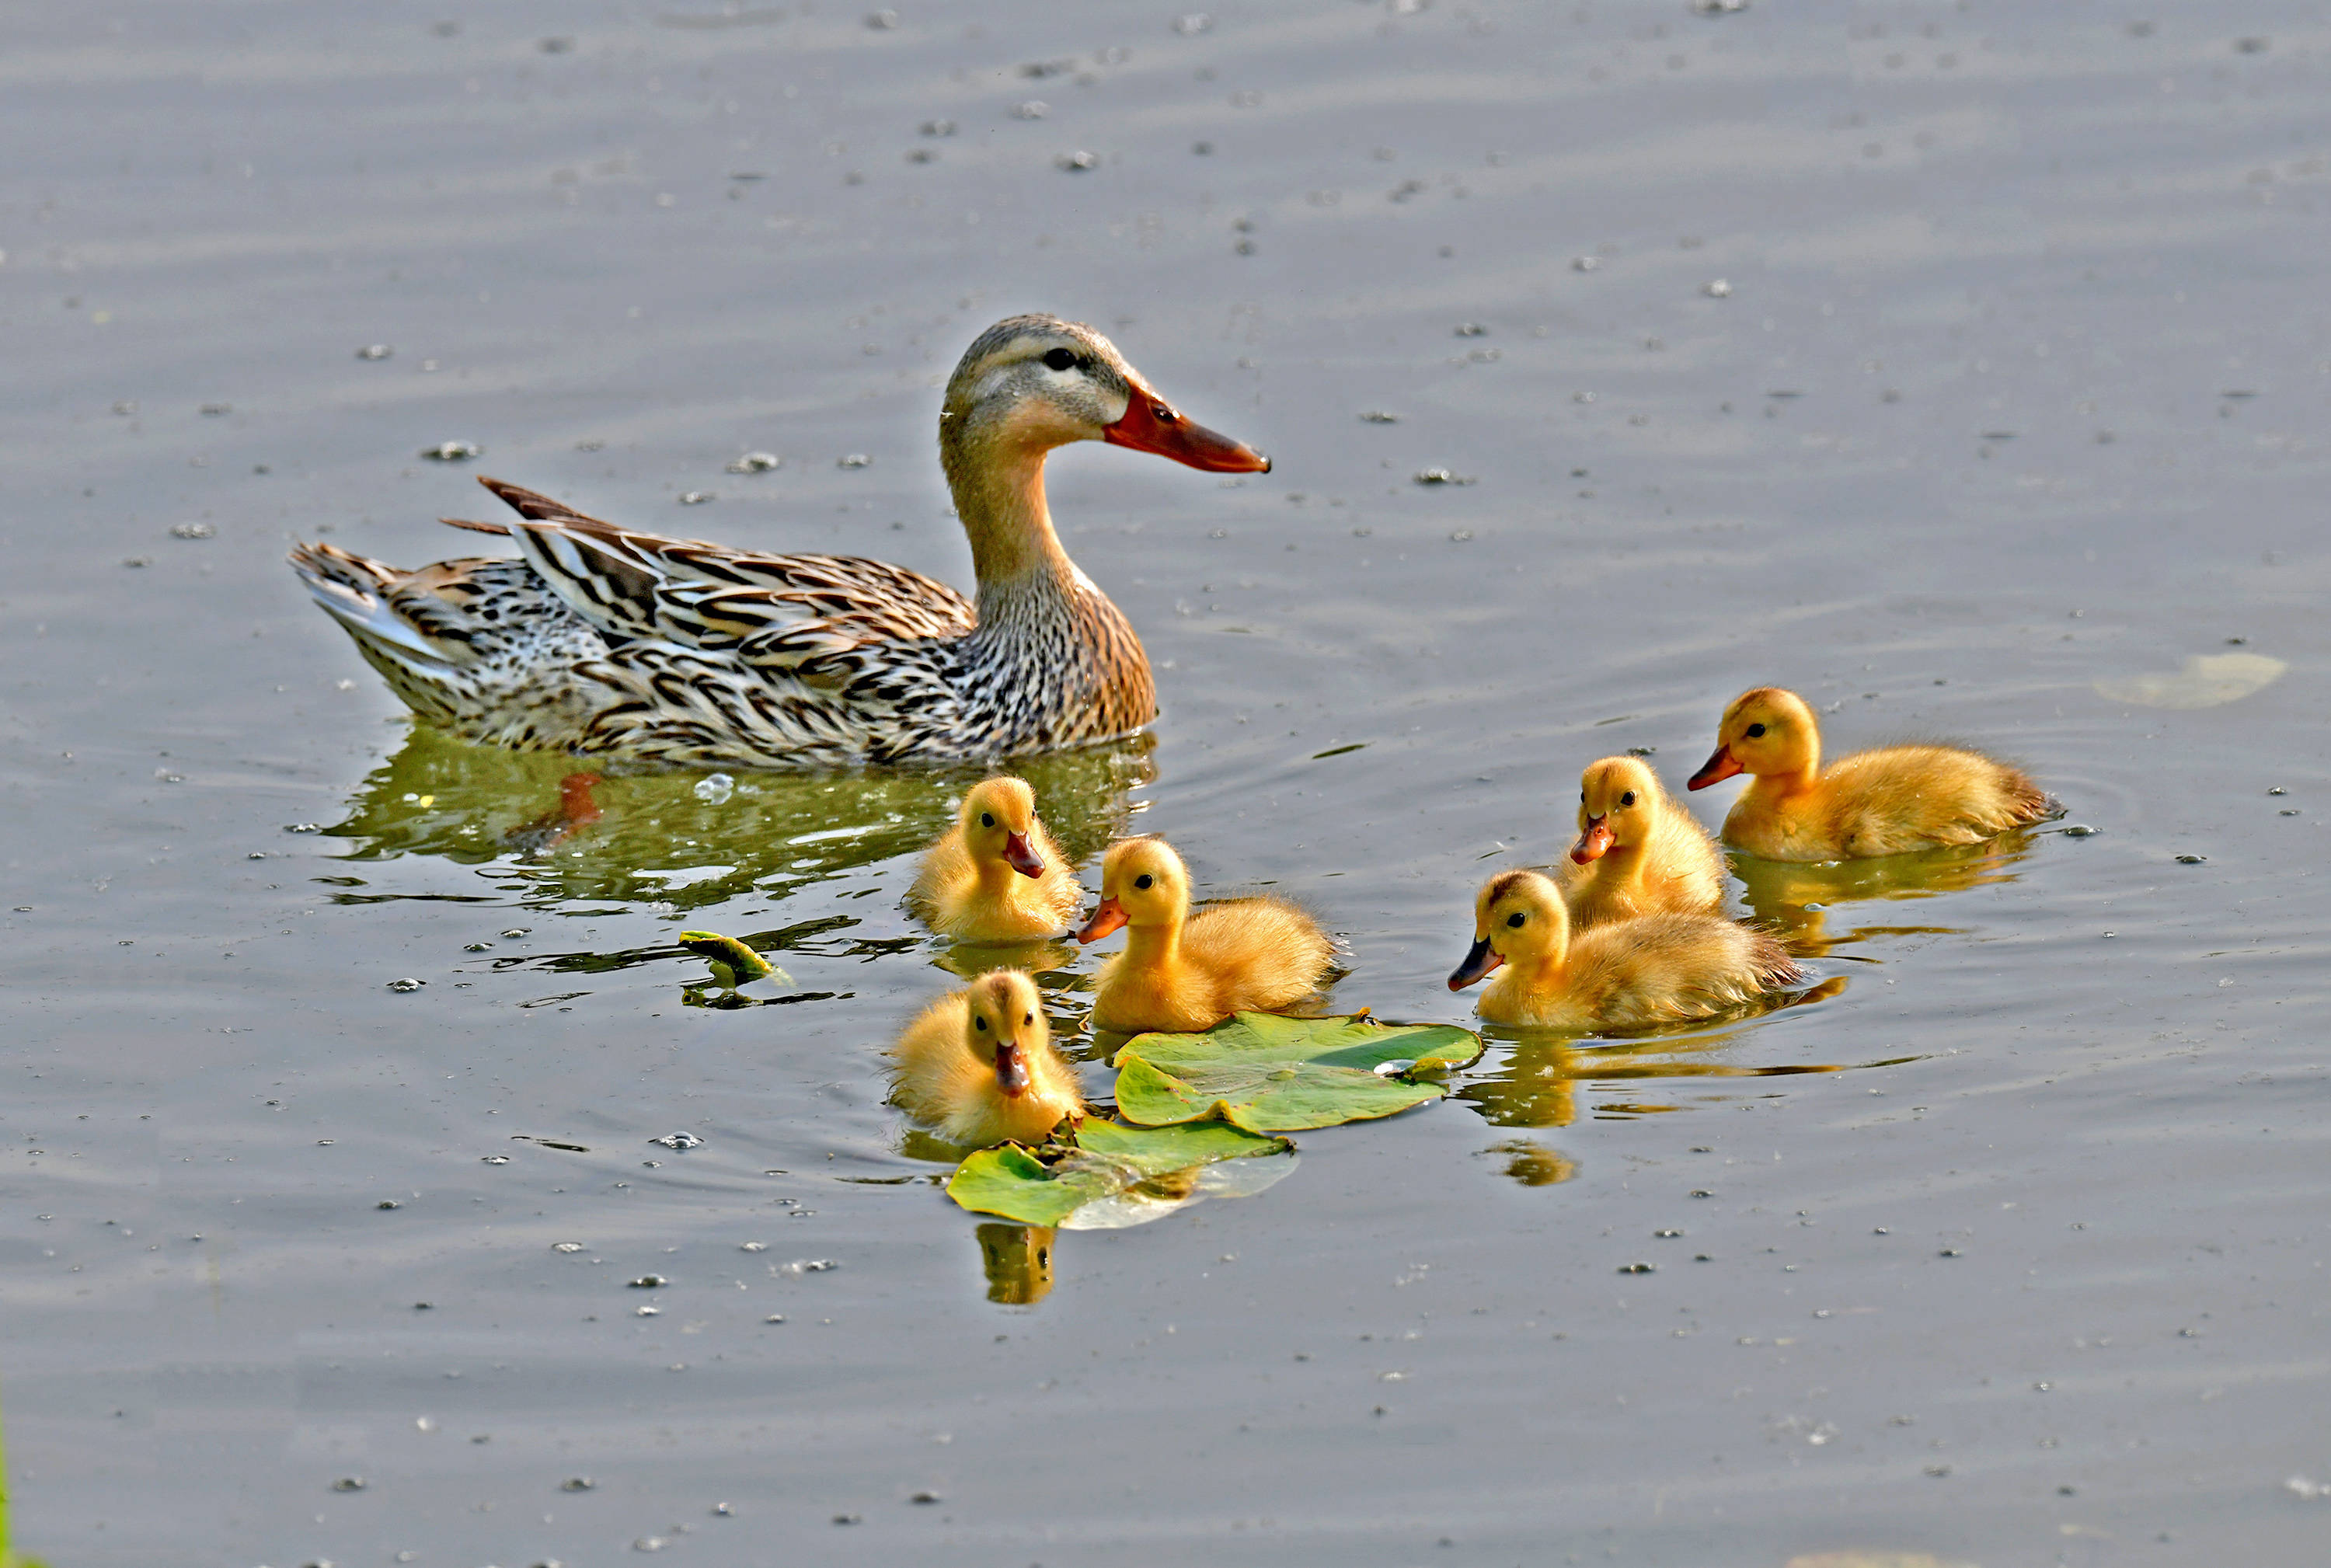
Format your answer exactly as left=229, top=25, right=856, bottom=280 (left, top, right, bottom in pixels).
left=479, top=477, right=975, bottom=667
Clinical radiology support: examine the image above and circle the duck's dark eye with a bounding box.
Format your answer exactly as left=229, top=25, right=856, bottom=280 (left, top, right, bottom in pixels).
left=1024, top=1012, right=1036, bottom=1025
left=974, top=1015, right=988, bottom=1031
left=1506, top=911, right=1526, bottom=929
left=979, top=812, right=995, bottom=828
left=1745, top=723, right=1767, bottom=738
left=1042, top=347, right=1077, bottom=371
left=1134, top=873, right=1154, bottom=890
left=1619, top=790, right=1636, bottom=807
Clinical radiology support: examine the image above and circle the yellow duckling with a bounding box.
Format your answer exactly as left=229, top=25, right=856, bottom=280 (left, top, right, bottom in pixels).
left=1076, top=835, right=1335, bottom=1034
left=887, top=969, right=1085, bottom=1147
left=1448, top=869, right=1802, bottom=1031
left=908, top=777, right=1084, bottom=941
left=1688, top=687, right=2055, bottom=861
left=1560, top=755, right=1726, bottom=928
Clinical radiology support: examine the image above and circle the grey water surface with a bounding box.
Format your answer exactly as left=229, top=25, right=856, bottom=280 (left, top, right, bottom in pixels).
left=3, top=2, right=2328, bottom=1564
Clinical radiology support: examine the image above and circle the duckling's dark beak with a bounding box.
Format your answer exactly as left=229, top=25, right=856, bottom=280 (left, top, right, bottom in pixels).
left=1075, top=896, right=1127, bottom=944
left=1570, top=816, right=1615, bottom=864
left=1104, top=391, right=1270, bottom=474
left=994, top=1040, right=1031, bottom=1098
left=1448, top=935, right=1503, bottom=991
left=1002, top=830, right=1044, bottom=879
left=1688, top=744, right=1742, bottom=790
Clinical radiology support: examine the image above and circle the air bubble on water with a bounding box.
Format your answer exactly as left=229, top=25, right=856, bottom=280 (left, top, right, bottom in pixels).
left=169, top=521, right=215, bottom=540
left=553, top=1241, right=585, bottom=1253
left=377, top=1200, right=402, bottom=1210
left=920, top=119, right=957, bottom=138
left=2061, top=824, right=2099, bottom=837
left=1174, top=12, right=1213, bottom=34
left=330, top=1476, right=367, bottom=1492
left=838, top=453, right=873, bottom=469
left=1413, top=468, right=1476, bottom=486
left=386, top=977, right=425, bottom=992
left=356, top=344, right=392, bottom=361
left=1359, top=409, right=1399, bottom=423
left=1453, top=322, right=1486, bottom=337
left=679, top=490, right=715, bottom=505
left=1694, top=0, right=1748, bottom=13
left=636, top=1305, right=660, bottom=1318
left=1572, top=256, right=1599, bottom=272
left=481, top=1155, right=510, bottom=1166
left=562, top=1476, right=596, bottom=1492
left=2175, top=853, right=2207, bottom=864
left=630, top=1274, right=668, bottom=1288
left=650, top=1131, right=705, bottom=1150
left=694, top=773, right=736, bottom=803
left=420, top=440, right=481, bottom=461
left=1618, top=1262, right=1655, bottom=1274
left=1702, top=279, right=1732, bottom=298
left=740, top=1241, right=768, bottom=1252
left=502, top=928, right=531, bottom=939
left=782, top=1258, right=840, bottom=1274
left=113, top=400, right=138, bottom=415
left=726, top=451, right=782, bottom=473
left=1057, top=150, right=1099, bottom=172
left=1013, top=100, right=1048, bottom=120
left=865, top=9, right=899, bottom=27
left=465, top=941, right=494, bottom=952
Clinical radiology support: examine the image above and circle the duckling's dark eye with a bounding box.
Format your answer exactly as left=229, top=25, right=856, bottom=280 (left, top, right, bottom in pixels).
left=1745, top=723, right=1767, bottom=738
left=979, top=812, right=995, bottom=828
left=1619, top=790, right=1636, bottom=807
left=1042, top=347, right=1077, bottom=371
left=974, top=1016, right=988, bottom=1031
left=1134, top=873, right=1154, bottom=890
left=1024, top=1012, right=1035, bottom=1025
left=1506, top=911, right=1526, bottom=929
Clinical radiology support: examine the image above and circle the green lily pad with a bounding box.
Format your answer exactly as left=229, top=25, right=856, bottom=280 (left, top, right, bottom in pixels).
left=1110, top=1012, right=1484, bottom=1133
left=946, top=1119, right=1294, bottom=1229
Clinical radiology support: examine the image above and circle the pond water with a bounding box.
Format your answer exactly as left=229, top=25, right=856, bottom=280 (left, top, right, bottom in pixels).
left=4, top=2, right=2328, bottom=1563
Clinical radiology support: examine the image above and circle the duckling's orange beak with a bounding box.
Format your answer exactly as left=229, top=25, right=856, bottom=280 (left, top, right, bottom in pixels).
left=994, top=1040, right=1031, bottom=1098
left=1688, top=744, right=1742, bottom=790
left=1075, top=896, right=1127, bottom=944
left=1570, top=816, right=1615, bottom=864
left=1002, top=831, right=1044, bottom=879
left=1104, top=389, right=1271, bottom=474
left=1448, top=935, right=1503, bottom=991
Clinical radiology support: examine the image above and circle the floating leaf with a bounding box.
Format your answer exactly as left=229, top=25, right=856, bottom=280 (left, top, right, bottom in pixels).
left=676, top=929, right=782, bottom=986
left=1111, top=1012, right=1483, bottom=1132
left=946, top=1120, right=1292, bottom=1229
left=2094, top=651, right=2285, bottom=709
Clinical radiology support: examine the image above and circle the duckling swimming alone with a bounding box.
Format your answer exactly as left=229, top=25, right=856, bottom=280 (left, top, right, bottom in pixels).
left=1687, top=687, right=2054, bottom=861
left=1076, top=836, right=1335, bottom=1034
left=1560, top=754, right=1726, bottom=928
left=1448, top=869, right=1802, bottom=1031
left=908, top=776, right=1084, bottom=941
left=887, top=969, right=1085, bottom=1147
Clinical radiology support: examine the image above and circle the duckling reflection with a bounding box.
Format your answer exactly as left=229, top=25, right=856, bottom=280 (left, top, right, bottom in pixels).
left=1481, top=1140, right=1578, bottom=1186
left=1459, top=1026, right=1859, bottom=1131
left=975, top=1222, right=1056, bottom=1305
left=1730, top=828, right=2040, bottom=956
left=321, top=721, right=1150, bottom=912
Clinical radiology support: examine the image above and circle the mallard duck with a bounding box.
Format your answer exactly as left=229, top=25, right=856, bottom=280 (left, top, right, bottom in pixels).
left=887, top=969, right=1084, bottom=1147
left=1076, top=836, right=1335, bottom=1034
left=1687, top=687, right=2055, bottom=861
left=287, top=315, right=1269, bottom=768
left=1448, top=869, right=1802, bottom=1031
left=908, top=775, right=1083, bottom=941
left=1560, top=755, right=1726, bottom=927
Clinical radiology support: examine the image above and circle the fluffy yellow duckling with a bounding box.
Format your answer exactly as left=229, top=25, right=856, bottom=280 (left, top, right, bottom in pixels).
left=1448, top=869, right=1802, bottom=1031
left=1560, top=755, right=1726, bottom=928
left=908, top=776, right=1084, bottom=941
left=1076, top=835, right=1335, bottom=1034
left=1688, top=687, right=2054, bottom=861
left=887, top=969, right=1085, bottom=1147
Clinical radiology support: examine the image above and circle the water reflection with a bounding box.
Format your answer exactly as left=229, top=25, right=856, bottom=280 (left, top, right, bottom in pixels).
left=1458, top=1022, right=1873, bottom=1131
left=320, top=721, right=1154, bottom=911
left=976, top=1222, right=1056, bottom=1305
left=1480, top=1139, right=1577, bottom=1186
left=1729, top=828, right=2042, bottom=956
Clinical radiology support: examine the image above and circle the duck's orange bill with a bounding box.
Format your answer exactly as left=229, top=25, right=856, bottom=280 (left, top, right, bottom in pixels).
left=1076, top=896, right=1127, bottom=944
left=1104, top=392, right=1271, bottom=474
left=1448, top=936, right=1503, bottom=991
left=1002, top=831, right=1045, bottom=878
left=1570, top=817, right=1615, bottom=864
left=994, top=1040, right=1031, bottom=1098
left=1687, top=744, right=1742, bottom=790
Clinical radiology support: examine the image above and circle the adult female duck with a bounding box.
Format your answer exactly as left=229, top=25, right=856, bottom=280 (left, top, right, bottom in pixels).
left=287, top=315, right=1269, bottom=768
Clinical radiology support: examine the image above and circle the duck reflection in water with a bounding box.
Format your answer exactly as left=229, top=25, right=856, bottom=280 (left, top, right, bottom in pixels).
left=977, top=1222, right=1056, bottom=1306
left=1727, top=825, right=2046, bottom=958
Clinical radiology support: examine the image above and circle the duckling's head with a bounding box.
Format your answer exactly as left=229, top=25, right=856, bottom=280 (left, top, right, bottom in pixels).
left=958, top=776, right=1046, bottom=878
left=963, top=969, right=1050, bottom=1099
left=1689, top=686, right=1821, bottom=789
left=1572, top=755, right=1666, bottom=863
left=1448, top=869, right=1569, bottom=989
left=1076, top=835, right=1188, bottom=943
left=941, top=315, right=1270, bottom=475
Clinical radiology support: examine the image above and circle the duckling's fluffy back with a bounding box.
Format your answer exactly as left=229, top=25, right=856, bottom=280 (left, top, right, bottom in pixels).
left=887, top=993, right=1084, bottom=1146
left=1183, top=896, right=1337, bottom=1009
left=1482, top=912, right=1803, bottom=1032
left=1738, top=744, right=2053, bottom=861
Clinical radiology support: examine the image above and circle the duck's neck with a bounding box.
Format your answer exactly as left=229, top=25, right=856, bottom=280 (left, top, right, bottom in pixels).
left=941, top=420, right=1075, bottom=597
left=974, top=856, right=1026, bottom=903
left=1124, top=916, right=1184, bottom=973
left=1593, top=838, right=1647, bottom=900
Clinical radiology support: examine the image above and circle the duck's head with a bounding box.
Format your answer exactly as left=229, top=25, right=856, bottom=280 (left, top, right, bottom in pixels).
left=1076, top=835, right=1187, bottom=943
left=958, top=776, right=1046, bottom=878
left=941, top=315, right=1270, bottom=475
left=1689, top=687, right=1820, bottom=789
left=964, top=969, right=1049, bottom=1099
left=1571, top=754, right=1664, bottom=863
left=1449, top=869, right=1567, bottom=989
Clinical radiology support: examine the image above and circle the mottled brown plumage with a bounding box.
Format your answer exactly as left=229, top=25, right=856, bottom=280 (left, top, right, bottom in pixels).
left=288, top=316, right=1269, bottom=768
